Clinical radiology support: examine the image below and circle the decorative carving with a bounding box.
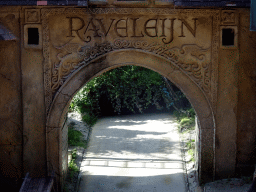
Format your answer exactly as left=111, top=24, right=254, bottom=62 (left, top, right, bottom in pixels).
left=52, top=40, right=211, bottom=98
left=174, top=45, right=211, bottom=94
left=41, top=7, right=222, bottom=17
left=211, top=11, right=220, bottom=114
left=42, top=8, right=220, bottom=114
left=221, top=10, right=237, bottom=25
left=52, top=42, right=114, bottom=92
left=25, top=9, right=41, bottom=23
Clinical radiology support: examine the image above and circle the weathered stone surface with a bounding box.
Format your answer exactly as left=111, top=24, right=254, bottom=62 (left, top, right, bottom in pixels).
left=199, top=128, right=214, bottom=182
left=0, top=119, right=22, bottom=145
left=46, top=127, right=60, bottom=175
left=236, top=9, right=256, bottom=175
left=215, top=48, right=239, bottom=179
left=21, top=46, right=47, bottom=177
left=0, top=30, right=22, bottom=187
left=0, top=40, right=22, bottom=144
left=0, top=145, right=22, bottom=178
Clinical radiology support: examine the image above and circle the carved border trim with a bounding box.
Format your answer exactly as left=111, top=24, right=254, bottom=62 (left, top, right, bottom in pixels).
left=42, top=8, right=219, bottom=15
left=42, top=12, right=51, bottom=113
left=25, top=9, right=41, bottom=24
left=211, top=14, right=220, bottom=115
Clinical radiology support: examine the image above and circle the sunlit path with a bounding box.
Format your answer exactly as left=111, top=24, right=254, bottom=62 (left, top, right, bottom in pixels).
left=78, top=113, right=187, bottom=192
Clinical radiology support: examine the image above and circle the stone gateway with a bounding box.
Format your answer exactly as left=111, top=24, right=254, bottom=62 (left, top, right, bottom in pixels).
left=44, top=8, right=219, bottom=190
left=0, top=1, right=255, bottom=192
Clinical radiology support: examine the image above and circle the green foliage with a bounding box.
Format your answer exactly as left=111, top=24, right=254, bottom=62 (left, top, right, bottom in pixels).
left=68, top=159, right=79, bottom=180
left=69, top=102, right=76, bottom=112
left=180, top=117, right=192, bottom=126
left=187, top=108, right=196, bottom=117
left=70, top=65, right=195, bottom=127
left=178, top=117, right=195, bottom=132
left=70, top=65, right=176, bottom=121
left=187, top=139, right=195, bottom=162
left=68, top=125, right=86, bottom=148
left=82, top=113, right=98, bottom=127
left=71, top=148, right=77, bottom=159
left=176, top=107, right=196, bottom=162
left=173, top=111, right=187, bottom=122
left=174, top=108, right=195, bottom=122
left=186, top=140, right=195, bottom=149
left=66, top=148, right=80, bottom=183
left=174, top=107, right=196, bottom=133
left=188, top=149, right=195, bottom=162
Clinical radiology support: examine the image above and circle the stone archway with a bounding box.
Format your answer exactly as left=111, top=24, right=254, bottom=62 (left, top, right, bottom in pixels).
left=46, top=49, right=215, bottom=189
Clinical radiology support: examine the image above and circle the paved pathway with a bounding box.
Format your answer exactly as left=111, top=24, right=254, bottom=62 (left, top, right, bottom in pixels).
left=78, top=113, right=187, bottom=192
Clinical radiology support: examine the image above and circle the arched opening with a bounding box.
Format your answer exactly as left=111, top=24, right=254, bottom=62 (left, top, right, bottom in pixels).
left=67, top=64, right=198, bottom=191
left=46, top=50, right=215, bottom=190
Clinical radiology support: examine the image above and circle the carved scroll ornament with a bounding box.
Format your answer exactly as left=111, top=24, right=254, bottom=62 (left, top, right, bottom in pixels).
left=51, top=39, right=211, bottom=99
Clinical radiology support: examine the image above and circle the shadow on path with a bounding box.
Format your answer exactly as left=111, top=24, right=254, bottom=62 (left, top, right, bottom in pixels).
left=78, top=113, right=187, bottom=192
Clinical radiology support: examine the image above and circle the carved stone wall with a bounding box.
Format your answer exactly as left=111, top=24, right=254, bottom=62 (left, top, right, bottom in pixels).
left=41, top=8, right=220, bottom=115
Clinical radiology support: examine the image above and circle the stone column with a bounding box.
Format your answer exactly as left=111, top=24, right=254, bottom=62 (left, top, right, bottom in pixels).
left=21, top=8, right=47, bottom=177
left=215, top=48, right=238, bottom=179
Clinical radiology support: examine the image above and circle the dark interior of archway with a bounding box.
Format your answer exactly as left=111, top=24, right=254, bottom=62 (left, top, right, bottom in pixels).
left=98, top=84, right=190, bottom=116
left=70, top=65, right=192, bottom=118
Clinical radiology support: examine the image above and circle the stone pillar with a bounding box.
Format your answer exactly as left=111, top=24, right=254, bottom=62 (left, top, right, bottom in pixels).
left=236, top=10, right=256, bottom=176
left=21, top=8, right=47, bottom=177
left=215, top=48, right=238, bottom=179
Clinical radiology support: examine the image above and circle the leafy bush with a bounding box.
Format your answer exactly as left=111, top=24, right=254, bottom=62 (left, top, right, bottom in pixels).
left=174, top=106, right=196, bottom=133
left=68, top=159, right=79, bottom=181
left=66, top=148, right=80, bottom=184
left=82, top=113, right=98, bottom=127
left=187, top=108, right=196, bottom=117
left=188, top=149, right=195, bottom=162
left=68, top=125, right=86, bottom=148
left=70, top=65, right=179, bottom=122
left=71, top=148, right=77, bottom=159
left=186, top=140, right=195, bottom=149
left=70, top=65, right=194, bottom=126
left=180, top=117, right=192, bottom=126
